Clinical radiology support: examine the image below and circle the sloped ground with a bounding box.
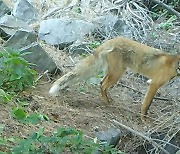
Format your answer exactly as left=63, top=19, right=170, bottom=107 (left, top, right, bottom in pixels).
left=0, top=66, right=179, bottom=153
left=1, top=0, right=180, bottom=153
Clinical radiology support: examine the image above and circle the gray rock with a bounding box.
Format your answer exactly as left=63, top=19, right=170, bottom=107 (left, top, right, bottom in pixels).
left=0, top=0, right=10, bottom=18
left=39, top=18, right=95, bottom=46
left=95, top=127, right=121, bottom=147
left=20, top=43, right=57, bottom=73
left=3, top=30, right=37, bottom=49
left=94, top=14, right=132, bottom=38
left=12, top=0, right=37, bottom=22
left=0, top=15, right=33, bottom=36
left=113, top=19, right=132, bottom=38
left=94, top=14, right=118, bottom=35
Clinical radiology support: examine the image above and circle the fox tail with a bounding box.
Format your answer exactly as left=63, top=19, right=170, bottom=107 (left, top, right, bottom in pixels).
left=49, top=44, right=113, bottom=96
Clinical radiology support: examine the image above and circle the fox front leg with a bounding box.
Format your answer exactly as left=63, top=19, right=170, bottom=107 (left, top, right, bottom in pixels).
left=140, top=81, right=165, bottom=121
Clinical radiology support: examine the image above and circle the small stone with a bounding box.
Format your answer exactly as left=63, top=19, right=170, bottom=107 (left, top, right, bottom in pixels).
left=95, top=127, right=121, bottom=147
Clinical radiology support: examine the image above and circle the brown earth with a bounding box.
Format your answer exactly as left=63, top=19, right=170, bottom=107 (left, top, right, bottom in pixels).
left=1, top=68, right=179, bottom=153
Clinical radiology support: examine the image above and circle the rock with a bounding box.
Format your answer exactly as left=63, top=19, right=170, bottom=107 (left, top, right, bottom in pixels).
left=0, top=15, right=33, bottom=37
left=94, top=14, right=118, bottom=35
left=39, top=18, right=95, bottom=46
left=113, top=19, right=132, bottom=38
left=0, top=0, right=10, bottom=18
left=95, top=127, right=121, bottom=147
left=12, top=0, right=37, bottom=22
left=3, top=30, right=37, bottom=49
left=20, top=43, right=57, bottom=73
left=94, top=14, right=132, bottom=38
left=2, top=29, right=56, bottom=72
left=69, top=43, right=91, bottom=54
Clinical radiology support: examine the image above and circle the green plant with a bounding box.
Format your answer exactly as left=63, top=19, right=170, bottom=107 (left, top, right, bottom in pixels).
left=0, top=48, right=36, bottom=93
left=158, top=15, right=176, bottom=30
left=0, top=126, right=123, bottom=153
left=10, top=127, right=122, bottom=154
left=11, top=107, right=49, bottom=124
left=0, top=89, right=12, bottom=103
left=88, top=41, right=101, bottom=49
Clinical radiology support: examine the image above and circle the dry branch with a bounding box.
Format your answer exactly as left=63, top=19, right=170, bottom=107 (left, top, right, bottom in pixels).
left=151, top=0, right=180, bottom=19
left=112, top=119, right=170, bottom=154
left=118, top=82, right=171, bottom=101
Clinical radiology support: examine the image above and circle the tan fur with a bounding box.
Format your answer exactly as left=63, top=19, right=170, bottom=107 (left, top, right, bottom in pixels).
left=49, top=36, right=180, bottom=121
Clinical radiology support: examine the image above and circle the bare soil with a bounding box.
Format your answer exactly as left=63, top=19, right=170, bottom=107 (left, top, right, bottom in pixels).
left=1, top=69, right=179, bottom=153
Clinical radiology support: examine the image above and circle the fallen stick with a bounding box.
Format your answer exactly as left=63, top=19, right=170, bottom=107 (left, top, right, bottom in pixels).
left=118, top=83, right=171, bottom=101
left=35, top=70, right=49, bottom=82
left=151, top=0, right=180, bottom=20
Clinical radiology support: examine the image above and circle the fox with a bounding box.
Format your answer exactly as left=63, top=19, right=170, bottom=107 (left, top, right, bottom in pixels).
left=49, top=36, right=180, bottom=121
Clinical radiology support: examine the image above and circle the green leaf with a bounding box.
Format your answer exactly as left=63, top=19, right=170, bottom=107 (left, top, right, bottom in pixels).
left=14, top=65, right=23, bottom=76
left=0, top=136, right=7, bottom=145
left=0, top=89, right=6, bottom=96
left=26, top=113, right=41, bottom=124
left=9, top=74, right=21, bottom=81
left=0, top=89, right=12, bottom=103
left=11, top=107, right=27, bottom=120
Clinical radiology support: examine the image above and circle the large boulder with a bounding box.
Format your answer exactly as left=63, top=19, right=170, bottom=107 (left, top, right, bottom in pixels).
left=3, top=30, right=37, bottom=49
left=0, top=15, right=33, bottom=37
left=20, top=43, right=57, bottom=73
left=0, top=0, right=10, bottom=18
left=3, top=30, right=56, bottom=73
left=39, top=18, right=95, bottom=46
left=12, top=0, right=37, bottom=22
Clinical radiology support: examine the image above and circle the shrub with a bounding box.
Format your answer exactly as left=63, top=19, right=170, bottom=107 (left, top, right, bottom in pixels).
left=0, top=48, right=36, bottom=93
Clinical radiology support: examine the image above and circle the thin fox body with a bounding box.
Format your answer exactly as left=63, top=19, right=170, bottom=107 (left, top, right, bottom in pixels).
left=49, top=36, right=180, bottom=121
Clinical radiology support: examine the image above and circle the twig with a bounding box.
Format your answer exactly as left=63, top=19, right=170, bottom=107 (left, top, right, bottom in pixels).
left=42, top=7, right=61, bottom=19
left=68, top=56, right=75, bottom=64
left=112, top=119, right=170, bottom=154
left=153, top=138, right=180, bottom=150
left=151, top=0, right=180, bottom=20
left=35, top=70, right=49, bottom=82
left=118, top=82, right=171, bottom=101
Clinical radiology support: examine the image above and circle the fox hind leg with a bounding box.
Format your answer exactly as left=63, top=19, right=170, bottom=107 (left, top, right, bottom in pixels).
left=100, top=53, right=125, bottom=104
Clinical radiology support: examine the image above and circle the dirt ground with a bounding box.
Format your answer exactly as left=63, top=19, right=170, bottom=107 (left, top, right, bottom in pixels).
left=1, top=68, right=179, bottom=153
